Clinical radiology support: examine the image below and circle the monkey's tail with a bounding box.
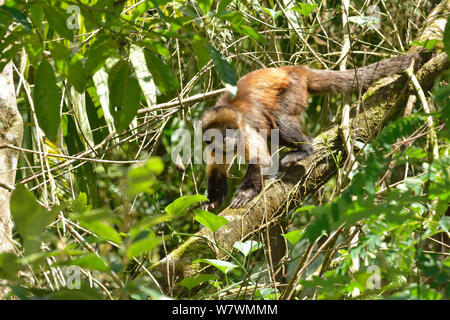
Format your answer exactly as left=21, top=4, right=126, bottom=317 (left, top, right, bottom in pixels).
left=305, top=51, right=432, bottom=95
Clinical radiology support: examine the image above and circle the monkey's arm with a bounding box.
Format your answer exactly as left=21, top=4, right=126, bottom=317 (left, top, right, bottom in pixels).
left=230, top=164, right=262, bottom=208
left=229, top=126, right=272, bottom=208
left=205, top=163, right=228, bottom=211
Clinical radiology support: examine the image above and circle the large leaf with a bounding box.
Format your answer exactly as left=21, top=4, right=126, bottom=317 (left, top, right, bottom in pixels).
left=43, top=5, right=73, bottom=41
left=197, top=0, right=213, bottom=14
left=11, top=185, right=59, bottom=255
left=165, top=195, right=208, bottom=217
left=33, top=58, right=60, bottom=141
left=79, top=219, right=122, bottom=244
left=108, top=60, right=141, bottom=132
left=204, top=43, right=237, bottom=97
left=143, top=50, right=179, bottom=94
left=64, top=114, right=99, bottom=207
left=218, top=12, right=266, bottom=44
left=0, top=5, right=32, bottom=31
left=217, top=0, right=232, bottom=13
left=130, top=44, right=157, bottom=107
left=37, top=284, right=105, bottom=300
left=127, top=157, right=164, bottom=197
left=66, top=253, right=110, bottom=272
left=444, top=16, right=450, bottom=57
left=126, top=230, right=161, bottom=259
left=281, top=230, right=305, bottom=245
left=291, top=3, right=318, bottom=17
left=233, top=240, right=262, bottom=257
left=194, top=209, right=229, bottom=233
left=178, top=274, right=217, bottom=292
left=192, top=36, right=210, bottom=70
left=92, top=68, right=116, bottom=133
left=0, top=253, right=20, bottom=280
left=86, top=37, right=117, bottom=75
left=193, top=258, right=238, bottom=274
left=23, top=33, right=43, bottom=65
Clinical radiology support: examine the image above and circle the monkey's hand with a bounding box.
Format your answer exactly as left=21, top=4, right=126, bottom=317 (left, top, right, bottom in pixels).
left=280, top=143, right=314, bottom=168
left=229, top=188, right=258, bottom=208
left=202, top=201, right=221, bottom=212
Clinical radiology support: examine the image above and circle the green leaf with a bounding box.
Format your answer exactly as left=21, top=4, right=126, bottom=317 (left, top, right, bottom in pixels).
left=295, top=205, right=315, bottom=213
left=197, top=0, right=213, bottom=14
left=165, top=195, right=208, bottom=217
left=65, top=115, right=99, bottom=207
left=233, top=240, right=261, bottom=257
left=304, top=210, right=330, bottom=242
left=0, top=5, right=31, bottom=31
left=410, top=39, right=440, bottom=50
left=281, top=230, right=305, bottom=245
left=0, top=43, right=22, bottom=73
left=33, top=58, right=60, bottom=141
left=126, top=230, right=161, bottom=259
left=67, top=253, right=110, bottom=272
left=43, top=5, right=73, bottom=41
left=178, top=274, right=217, bottom=291
left=48, top=42, right=86, bottom=92
left=262, top=7, right=281, bottom=20
left=439, top=216, right=450, bottom=233
left=143, top=50, right=179, bottom=94
left=291, top=3, right=318, bottom=17
left=0, top=253, right=20, bottom=280
left=238, top=25, right=267, bottom=44
left=193, top=258, right=237, bottom=274
left=217, top=0, right=232, bottom=13
left=443, top=257, right=450, bottom=268
left=45, top=284, right=105, bottom=300
left=194, top=209, right=229, bottom=233
left=348, top=15, right=379, bottom=27
left=86, top=37, right=116, bottom=75
left=127, top=157, right=164, bottom=197
left=130, top=44, right=157, bottom=107
left=219, top=12, right=266, bottom=44
left=11, top=185, right=59, bottom=255
left=204, top=43, right=237, bottom=97
left=108, top=60, right=141, bottom=132
left=79, top=220, right=122, bottom=244
left=68, top=53, right=86, bottom=92
left=443, top=16, right=450, bottom=56
left=71, top=192, right=90, bottom=214
left=393, top=284, right=442, bottom=300
left=29, top=3, right=44, bottom=34
left=23, top=33, right=43, bottom=65
left=192, top=36, right=210, bottom=70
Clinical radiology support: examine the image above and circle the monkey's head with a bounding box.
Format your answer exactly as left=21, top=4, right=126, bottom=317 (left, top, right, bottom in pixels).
left=201, top=105, right=242, bottom=155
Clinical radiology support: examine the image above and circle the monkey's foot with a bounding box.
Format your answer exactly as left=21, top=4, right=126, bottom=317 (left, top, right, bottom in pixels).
left=280, top=146, right=314, bottom=168
left=229, top=188, right=258, bottom=208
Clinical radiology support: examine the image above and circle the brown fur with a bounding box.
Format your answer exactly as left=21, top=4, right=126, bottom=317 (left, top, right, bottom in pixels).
left=202, top=51, right=432, bottom=209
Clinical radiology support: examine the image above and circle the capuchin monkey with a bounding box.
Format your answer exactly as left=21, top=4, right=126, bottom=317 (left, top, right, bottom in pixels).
left=201, top=51, right=431, bottom=210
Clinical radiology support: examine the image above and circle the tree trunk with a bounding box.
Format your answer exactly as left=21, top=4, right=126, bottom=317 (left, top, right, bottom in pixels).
left=0, top=1, right=24, bottom=299
left=0, top=60, right=23, bottom=254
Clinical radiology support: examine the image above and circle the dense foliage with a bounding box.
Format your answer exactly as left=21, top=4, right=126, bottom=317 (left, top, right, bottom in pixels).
left=0, top=0, right=448, bottom=300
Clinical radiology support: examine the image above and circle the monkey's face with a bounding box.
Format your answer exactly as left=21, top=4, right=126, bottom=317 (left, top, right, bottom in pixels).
left=204, top=127, right=242, bottom=156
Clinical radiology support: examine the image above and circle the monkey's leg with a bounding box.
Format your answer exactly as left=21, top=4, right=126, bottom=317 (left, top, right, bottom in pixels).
left=230, top=164, right=262, bottom=208
left=277, top=117, right=314, bottom=167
